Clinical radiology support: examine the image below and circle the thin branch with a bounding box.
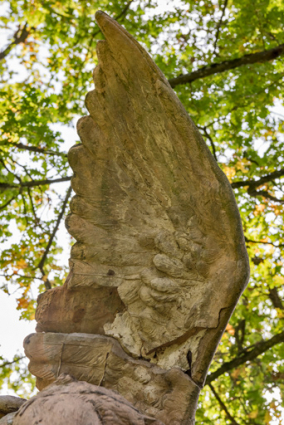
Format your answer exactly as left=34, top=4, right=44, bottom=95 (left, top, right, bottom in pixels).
left=0, top=273, right=43, bottom=282
left=0, top=176, right=71, bottom=191
left=0, top=195, right=17, bottom=211
left=206, top=330, right=284, bottom=384
left=198, top=126, right=218, bottom=161
left=0, top=23, right=29, bottom=61
left=247, top=188, right=284, bottom=204
left=87, top=0, right=134, bottom=48
left=41, top=1, right=73, bottom=19
left=27, top=186, right=42, bottom=228
left=235, top=319, right=246, bottom=354
left=3, top=142, right=67, bottom=157
left=0, top=157, right=22, bottom=186
left=0, top=356, right=25, bottom=368
left=268, top=287, right=284, bottom=310
left=169, top=43, right=284, bottom=88
left=20, top=191, right=29, bottom=226
left=209, top=383, right=241, bottom=425
left=231, top=168, right=284, bottom=188
left=35, top=186, right=72, bottom=290
left=230, top=168, right=284, bottom=202
left=212, top=0, right=229, bottom=56
left=115, top=0, right=134, bottom=22
left=245, top=237, right=284, bottom=248
left=39, top=266, right=52, bottom=290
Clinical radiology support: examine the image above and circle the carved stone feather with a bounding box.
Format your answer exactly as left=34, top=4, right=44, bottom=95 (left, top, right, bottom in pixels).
left=24, top=11, right=249, bottom=424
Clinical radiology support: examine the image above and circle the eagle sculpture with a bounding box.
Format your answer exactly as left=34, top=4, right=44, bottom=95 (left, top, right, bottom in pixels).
left=21, top=11, right=249, bottom=425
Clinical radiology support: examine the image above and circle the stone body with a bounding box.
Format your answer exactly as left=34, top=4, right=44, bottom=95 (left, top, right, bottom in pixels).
left=0, top=396, right=26, bottom=425
left=0, top=397, right=26, bottom=420
left=24, top=333, right=199, bottom=425
left=21, top=10, right=250, bottom=425
left=12, top=375, right=165, bottom=425
left=0, top=413, right=16, bottom=425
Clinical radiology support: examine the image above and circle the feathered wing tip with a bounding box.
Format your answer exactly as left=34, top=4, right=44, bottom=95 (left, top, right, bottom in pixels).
left=36, top=11, right=249, bottom=388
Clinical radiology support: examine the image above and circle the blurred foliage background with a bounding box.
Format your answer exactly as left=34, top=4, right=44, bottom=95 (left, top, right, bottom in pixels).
left=0, top=0, right=284, bottom=423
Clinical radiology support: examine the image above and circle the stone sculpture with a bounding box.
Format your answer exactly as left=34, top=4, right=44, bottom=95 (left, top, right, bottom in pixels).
left=12, top=375, right=164, bottom=425
left=24, top=333, right=198, bottom=424
left=1, top=10, right=249, bottom=425
left=0, top=396, right=26, bottom=424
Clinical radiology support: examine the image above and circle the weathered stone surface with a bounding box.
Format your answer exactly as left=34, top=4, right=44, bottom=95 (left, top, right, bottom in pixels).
left=0, top=397, right=26, bottom=419
left=34, top=10, right=249, bottom=388
left=0, top=412, right=16, bottom=425
left=35, top=279, right=124, bottom=335
left=12, top=375, right=164, bottom=425
left=23, top=10, right=250, bottom=425
left=24, top=333, right=199, bottom=425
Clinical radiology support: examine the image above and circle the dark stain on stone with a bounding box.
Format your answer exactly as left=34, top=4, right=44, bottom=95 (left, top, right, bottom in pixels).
left=72, top=308, right=85, bottom=323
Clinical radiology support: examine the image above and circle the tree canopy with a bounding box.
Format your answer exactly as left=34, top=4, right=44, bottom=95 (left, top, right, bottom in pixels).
left=0, top=0, right=284, bottom=423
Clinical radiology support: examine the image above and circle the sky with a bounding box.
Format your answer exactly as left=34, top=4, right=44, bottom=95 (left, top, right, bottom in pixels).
left=0, top=120, right=77, bottom=395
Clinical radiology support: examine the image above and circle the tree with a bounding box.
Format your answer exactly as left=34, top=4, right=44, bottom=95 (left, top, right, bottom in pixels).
left=0, top=0, right=283, bottom=424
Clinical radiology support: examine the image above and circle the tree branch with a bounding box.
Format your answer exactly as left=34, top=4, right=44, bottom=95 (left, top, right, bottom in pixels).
left=3, top=142, right=67, bottom=157
left=0, top=356, right=24, bottom=368
left=35, top=186, right=72, bottom=290
left=169, top=43, right=284, bottom=88
left=206, top=330, right=284, bottom=384
left=0, top=273, right=43, bottom=282
left=209, top=383, right=241, bottom=425
left=198, top=126, right=218, bottom=161
left=231, top=168, right=284, bottom=189
left=0, top=195, right=17, bottom=211
left=268, top=287, right=284, bottom=310
left=0, top=23, right=29, bottom=61
left=212, top=0, right=229, bottom=56
left=115, top=0, right=134, bottom=22
left=86, top=0, right=134, bottom=48
left=0, top=176, right=71, bottom=191
left=231, top=168, right=284, bottom=203
left=245, top=237, right=284, bottom=248
left=247, top=188, right=284, bottom=204
left=41, top=1, right=73, bottom=19
left=235, top=319, right=246, bottom=354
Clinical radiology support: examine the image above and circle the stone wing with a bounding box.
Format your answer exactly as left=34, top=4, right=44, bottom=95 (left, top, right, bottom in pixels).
left=36, top=11, right=249, bottom=387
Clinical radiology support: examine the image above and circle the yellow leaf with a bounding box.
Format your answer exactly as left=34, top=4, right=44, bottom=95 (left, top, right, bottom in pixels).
left=231, top=368, right=241, bottom=380
left=276, top=308, right=284, bottom=319
left=17, top=297, right=29, bottom=309
left=271, top=204, right=284, bottom=215
left=254, top=204, right=266, bottom=216
left=16, top=259, right=28, bottom=269
left=236, top=158, right=250, bottom=173
left=274, top=276, right=284, bottom=285
left=249, top=410, right=258, bottom=419
left=223, top=166, right=236, bottom=182
left=29, top=312, right=35, bottom=320
left=265, top=410, right=272, bottom=424
left=50, top=265, right=62, bottom=271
